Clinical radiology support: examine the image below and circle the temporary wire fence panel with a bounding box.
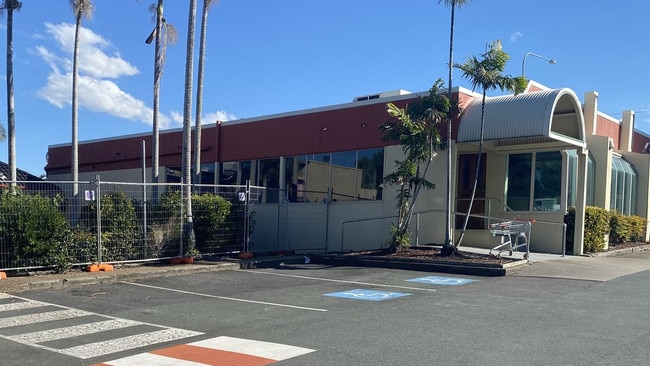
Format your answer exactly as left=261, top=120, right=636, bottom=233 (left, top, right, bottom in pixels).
left=0, top=181, right=257, bottom=271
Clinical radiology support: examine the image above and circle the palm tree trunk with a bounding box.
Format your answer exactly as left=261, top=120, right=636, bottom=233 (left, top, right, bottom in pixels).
left=181, top=0, right=198, bottom=254
left=193, top=0, right=211, bottom=187
left=71, top=10, right=82, bottom=221
left=6, top=6, right=16, bottom=187
left=152, top=0, right=163, bottom=190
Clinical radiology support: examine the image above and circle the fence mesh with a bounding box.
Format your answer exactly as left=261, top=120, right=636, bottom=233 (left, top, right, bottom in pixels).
left=0, top=180, right=259, bottom=271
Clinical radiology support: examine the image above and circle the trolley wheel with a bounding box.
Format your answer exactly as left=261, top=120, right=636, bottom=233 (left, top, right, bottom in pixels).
left=524, top=253, right=529, bottom=260
left=509, top=250, right=513, bottom=256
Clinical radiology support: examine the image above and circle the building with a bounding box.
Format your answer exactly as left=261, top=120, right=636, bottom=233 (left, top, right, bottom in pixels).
left=45, top=81, right=650, bottom=255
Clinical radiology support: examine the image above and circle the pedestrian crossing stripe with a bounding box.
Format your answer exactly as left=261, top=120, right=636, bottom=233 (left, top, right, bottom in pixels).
left=90, top=336, right=316, bottom=366
left=0, top=294, right=203, bottom=359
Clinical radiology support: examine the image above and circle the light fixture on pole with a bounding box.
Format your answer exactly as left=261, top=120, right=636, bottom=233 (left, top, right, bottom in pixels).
left=522, top=52, right=556, bottom=77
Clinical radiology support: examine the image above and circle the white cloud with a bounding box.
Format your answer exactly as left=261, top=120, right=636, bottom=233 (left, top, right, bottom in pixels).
left=43, top=22, right=139, bottom=78
left=37, top=71, right=172, bottom=127
left=170, top=110, right=237, bottom=126
left=510, top=31, right=523, bottom=43
left=202, top=110, right=237, bottom=123
left=170, top=111, right=183, bottom=125
left=35, top=22, right=235, bottom=131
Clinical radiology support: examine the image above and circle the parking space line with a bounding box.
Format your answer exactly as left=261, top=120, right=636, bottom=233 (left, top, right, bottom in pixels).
left=124, top=282, right=328, bottom=312
left=242, top=270, right=438, bottom=293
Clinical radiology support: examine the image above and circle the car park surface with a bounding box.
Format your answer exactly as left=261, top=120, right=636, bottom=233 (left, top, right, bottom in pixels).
left=2, top=252, right=650, bottom=365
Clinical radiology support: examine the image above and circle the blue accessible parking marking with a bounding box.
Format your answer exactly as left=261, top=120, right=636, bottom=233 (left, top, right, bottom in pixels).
left=324, top=289, right=411, bottom=301
left=406, top=275, right=478, bottom=286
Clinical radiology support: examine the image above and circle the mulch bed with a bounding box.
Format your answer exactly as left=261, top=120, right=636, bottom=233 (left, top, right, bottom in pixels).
left=342, top=246, right=521, bottom=265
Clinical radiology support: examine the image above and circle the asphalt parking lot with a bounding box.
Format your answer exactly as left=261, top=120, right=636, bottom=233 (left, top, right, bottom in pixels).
left=2, top=258, right=650, bottom=365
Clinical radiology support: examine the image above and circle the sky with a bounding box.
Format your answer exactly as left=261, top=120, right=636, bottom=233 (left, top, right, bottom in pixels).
left=1, top=0, right=650, bottom=177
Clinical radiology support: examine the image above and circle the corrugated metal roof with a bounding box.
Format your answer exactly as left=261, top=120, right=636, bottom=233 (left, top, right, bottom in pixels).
left=457, top=88, right=585, bottom=147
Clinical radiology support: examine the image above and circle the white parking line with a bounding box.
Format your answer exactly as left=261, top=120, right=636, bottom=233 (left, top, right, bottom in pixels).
left=242, top=270, right=438, bottom=292
left=123, top=282, right=328, bottom=312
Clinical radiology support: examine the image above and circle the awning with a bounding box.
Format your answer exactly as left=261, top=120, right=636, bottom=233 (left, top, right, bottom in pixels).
left=457, top=88, right=585, bottom=148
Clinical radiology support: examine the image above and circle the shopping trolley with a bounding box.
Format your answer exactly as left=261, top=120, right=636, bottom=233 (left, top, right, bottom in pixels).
left=489, top=219, right=533, bottom=259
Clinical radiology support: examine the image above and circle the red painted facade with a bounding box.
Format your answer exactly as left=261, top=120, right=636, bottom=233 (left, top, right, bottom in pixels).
left=46, top=93, right=464, bottom=176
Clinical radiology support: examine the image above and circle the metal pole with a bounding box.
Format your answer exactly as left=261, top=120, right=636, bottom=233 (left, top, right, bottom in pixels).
left=142, top=140, right=147, bottom=246
left=95, top=174, right=102, bottom=264
left=245, top=180, right=250, bottom=252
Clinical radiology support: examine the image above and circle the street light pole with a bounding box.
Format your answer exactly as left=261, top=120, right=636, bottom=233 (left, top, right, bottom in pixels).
left=522, top=52, right=556, bottom=77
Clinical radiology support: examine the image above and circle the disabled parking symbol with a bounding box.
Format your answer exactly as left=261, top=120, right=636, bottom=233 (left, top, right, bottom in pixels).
left=406, top=276, right=478, bottom=286
left=324, top=289, right=411, bottom=301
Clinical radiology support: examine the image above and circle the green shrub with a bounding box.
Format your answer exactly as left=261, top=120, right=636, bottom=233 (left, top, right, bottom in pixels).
left=81, top=190, right=139, bottom=261
left=192, top=193, right=232, bottom=252
left=0, top=190, right=73, bottom=272
left=584, top=206, right=609, bottom=252
left=610, top=212, right=647, bottom=244
left=627, top=215, right=647, bottom=243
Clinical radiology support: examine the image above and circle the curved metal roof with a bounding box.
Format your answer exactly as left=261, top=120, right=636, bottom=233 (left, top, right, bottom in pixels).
left=457, top=88, right=585, bottom=148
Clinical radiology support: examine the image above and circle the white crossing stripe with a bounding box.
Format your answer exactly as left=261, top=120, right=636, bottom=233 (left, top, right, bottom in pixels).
left=9, top=319, right=142, bottom=343
left=99, top=353, right=207, bottom=366
left=0, top=300, right=49, bottom=312
left=0, top=294, right=204, bottom=360
left=191, top=336, right=316, bottom=361
left=95, top=336, right=316, bottom=366
left=60, top=328, right=203, bottom=359
left=0, top=309, right=92, bottom=328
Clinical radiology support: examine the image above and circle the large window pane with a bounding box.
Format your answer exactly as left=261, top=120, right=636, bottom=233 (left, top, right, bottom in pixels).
left=358, top=149, right=384, bottom=200
left=507, top=153, right=532, bottom=211
left=533, top=151, right=562, bottom=211
left=611, top=155, right=637, bottom=215
left=285, top=156, right=307, bottom=202
left=331, top=151, right=358, bottom=201
left=305, top=154, right=331, bottom=203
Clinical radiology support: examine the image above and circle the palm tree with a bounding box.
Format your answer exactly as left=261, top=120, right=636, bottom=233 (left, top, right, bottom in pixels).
left=1, top=0, right=21, bottom=187
left=192, top=0, right=215, bottom=186
left=70, top=0, right=93, bottom=220
left=145, top=1, right=176, bottom=192
left=380, top=79, right=449, bottom=252
left=453, top=39, right=527, bottom=249
left=181, top=0, right=198, bottom=254
left=438, top=0, right=471, bottom=256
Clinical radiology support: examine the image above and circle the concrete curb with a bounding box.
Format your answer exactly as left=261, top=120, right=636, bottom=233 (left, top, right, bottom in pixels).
left=21, top=262, right=239, bottom=292
left=585, top=244, right=650, bottom=257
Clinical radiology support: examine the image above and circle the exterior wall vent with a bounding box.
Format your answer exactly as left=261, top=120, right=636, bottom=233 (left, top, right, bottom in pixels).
left=353, top=89, right=411, bottom=102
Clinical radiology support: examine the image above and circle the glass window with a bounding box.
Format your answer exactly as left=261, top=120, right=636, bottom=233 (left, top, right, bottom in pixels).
left=258, top=158, right=280, bottom=203
left=610, top=155, right=637, bottom=215
left=533, top=152, right=562, bottom=211
left=506, top=153, right=532, bottom=211
left=357, top=149, right=384, bottom=200
left=331, top=151, right=358, bottom=202
left=285, top=156, right=307, bottom=202
left=566, top=150, right=595, bottom=207
left=507, top=151, right=563, bottom=212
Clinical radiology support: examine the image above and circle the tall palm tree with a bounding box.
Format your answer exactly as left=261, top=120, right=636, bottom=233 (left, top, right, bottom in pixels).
left=1, top=0, right=21, bottom=187
left=438, top=0, right=471, bottom=256
left=70, top=0, right=93, bottom=220
left=453, top=39, right=527, bottom=249
left=192, top=0, right=215, bottom=186
left=145, top=0, right=176, bottom=189
left=181, top=0, right=198, bottom=254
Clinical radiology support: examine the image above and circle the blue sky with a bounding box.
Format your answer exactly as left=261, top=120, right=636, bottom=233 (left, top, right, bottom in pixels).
left=1, top=1, right=650, bottom=176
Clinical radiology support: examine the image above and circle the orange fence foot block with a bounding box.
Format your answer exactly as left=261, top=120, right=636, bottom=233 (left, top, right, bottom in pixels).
left=86, top=264, right=100, bottom=272
left=87, top=264, right=114, bottom=272
left=0, top=272, right=6, bottom=280
left=98, top=264, right=114, bottom=272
